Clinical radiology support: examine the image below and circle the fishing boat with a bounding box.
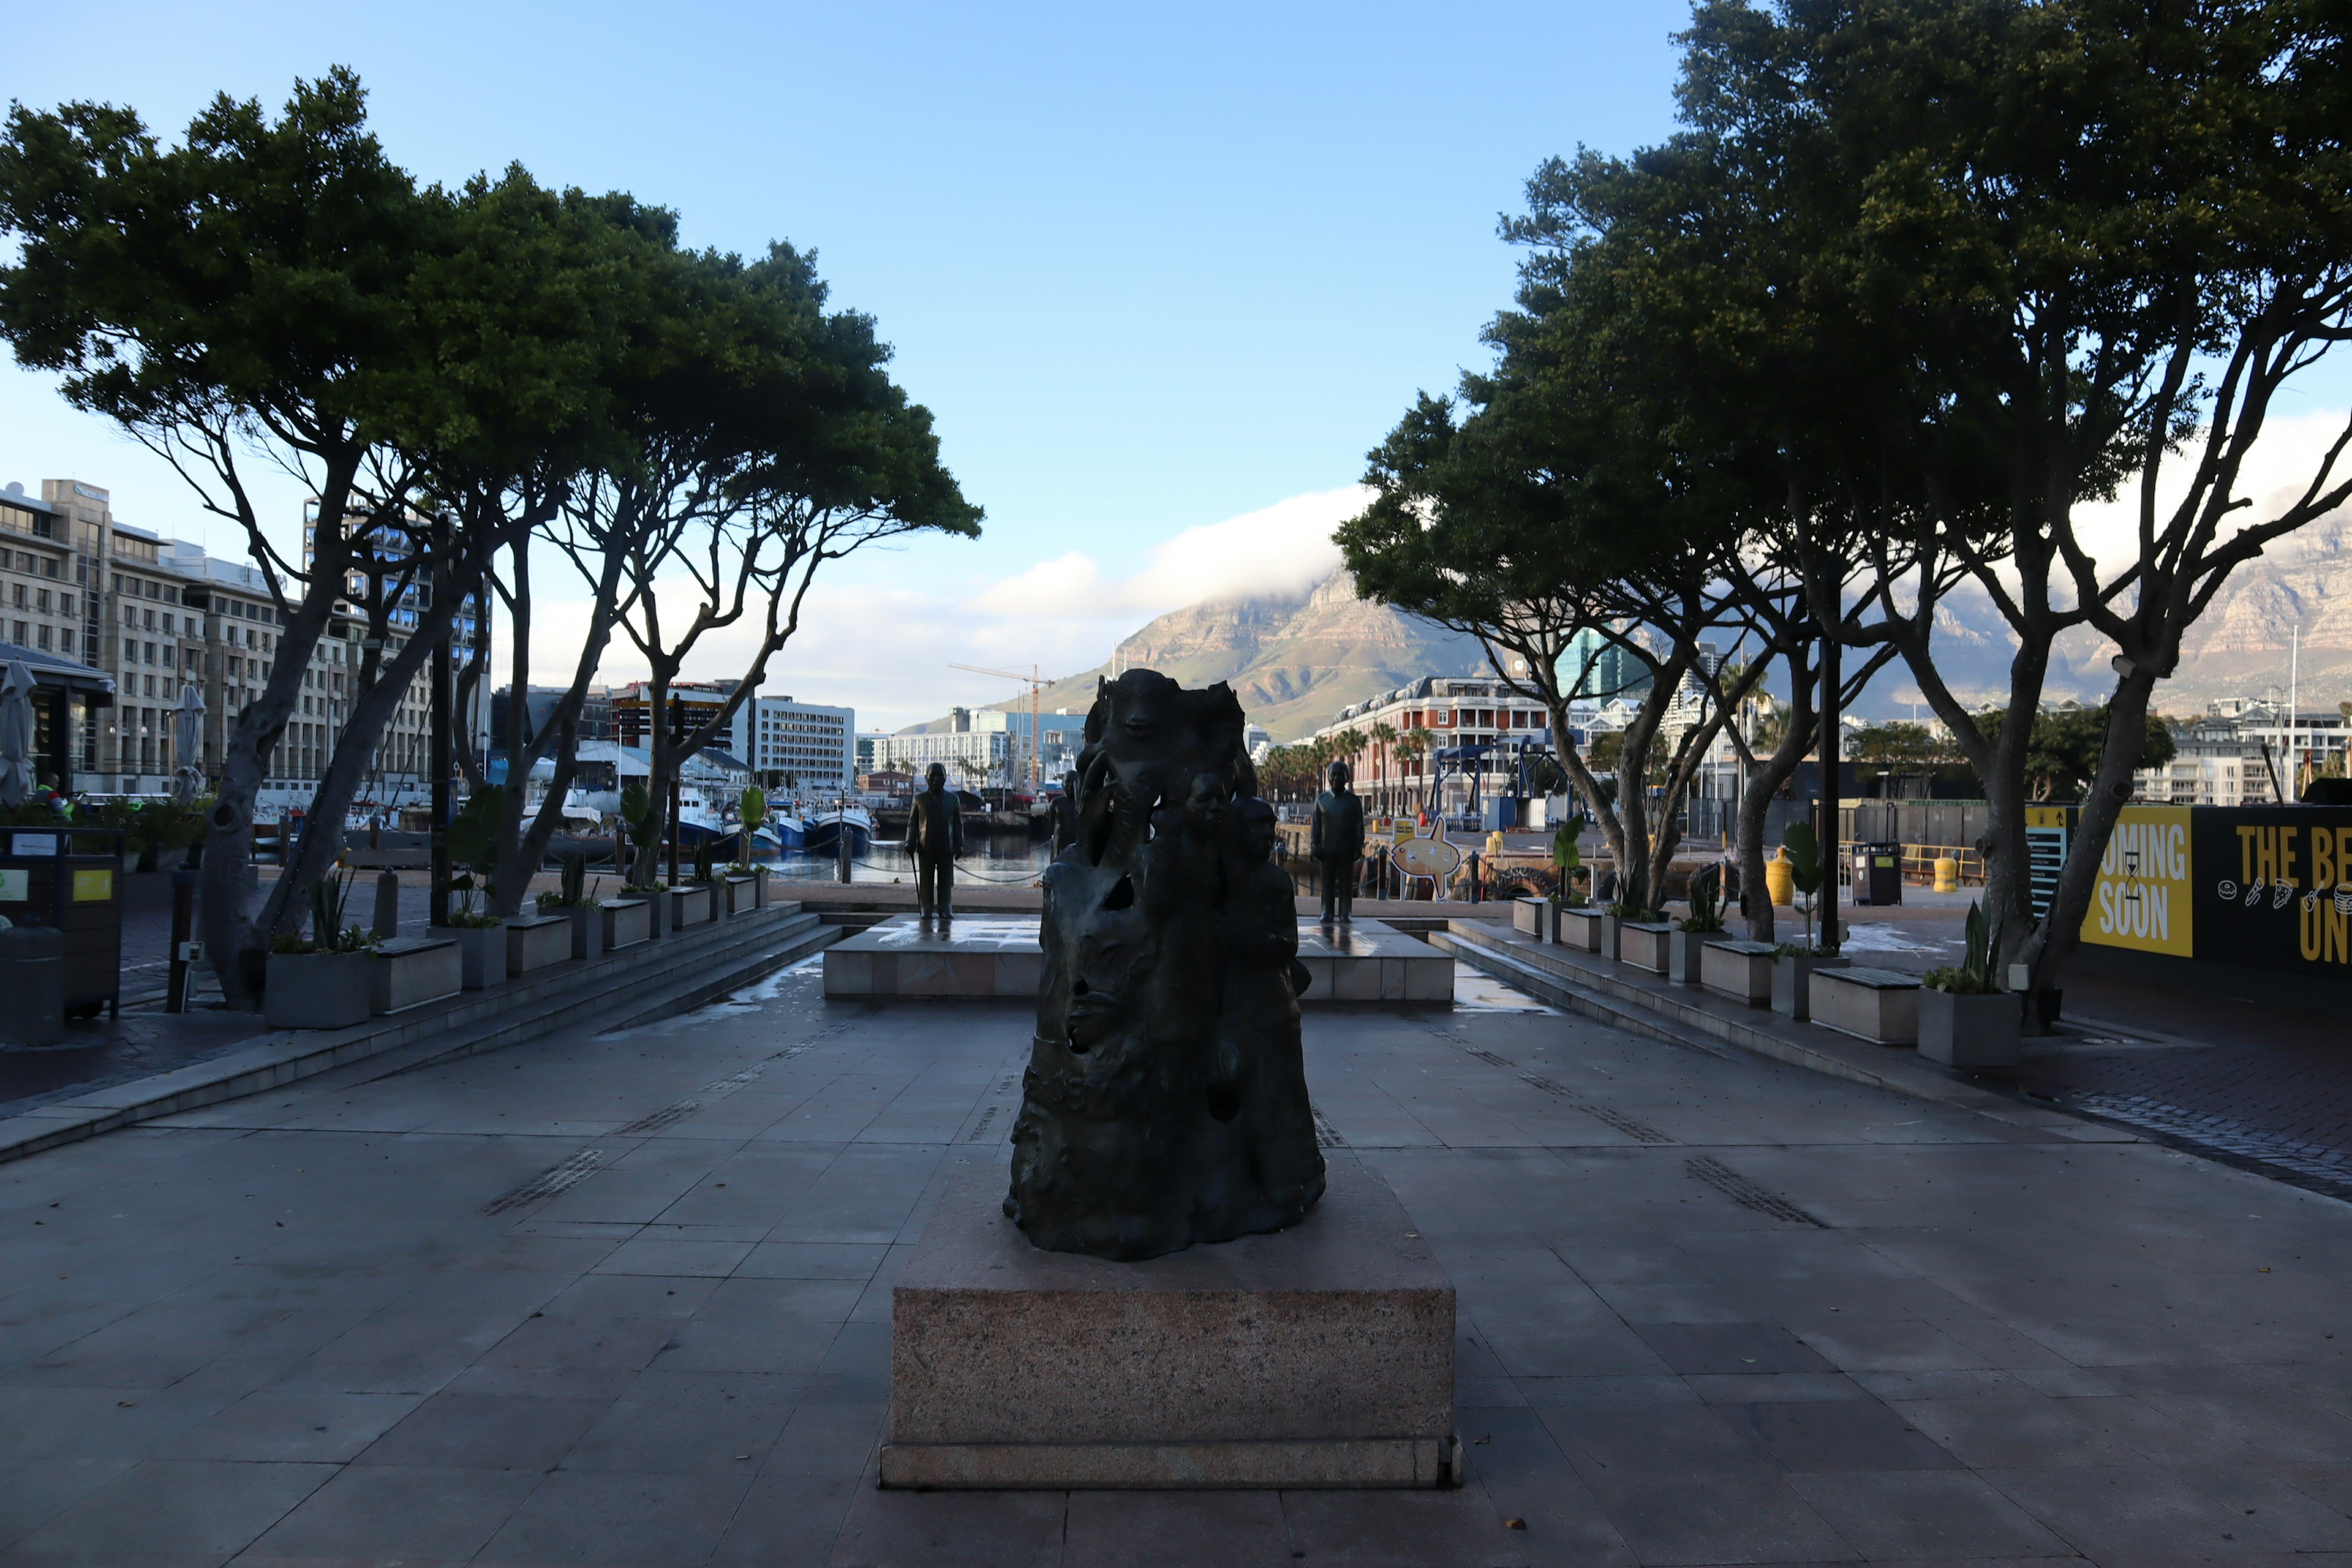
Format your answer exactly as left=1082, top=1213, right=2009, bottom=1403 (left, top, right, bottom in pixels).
left=802, top=803, right=873, bottom=857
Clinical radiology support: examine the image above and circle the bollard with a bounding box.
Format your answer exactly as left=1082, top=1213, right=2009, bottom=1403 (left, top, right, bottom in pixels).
left=1933, top=856, right=1958, bottom=894
left=167, top=868, right=198, bottom=1014
left=374, top=870, right=401, bottom=939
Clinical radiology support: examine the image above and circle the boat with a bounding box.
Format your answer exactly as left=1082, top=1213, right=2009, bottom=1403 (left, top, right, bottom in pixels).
left=803, top=803, right=873, bottom=857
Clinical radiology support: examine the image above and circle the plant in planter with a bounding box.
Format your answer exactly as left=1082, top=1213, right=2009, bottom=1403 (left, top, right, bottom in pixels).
left=733, top=787, right=766, bottom=875
left=691, top=837, right=717, bottom=884
left=1670, top=864, right=1727, bottom=983
left=1920, top=900, right=2022, bottom=1067
left=1550, top=812, right=1589, bottom=905
left=537, top=856, right=606, bottom=959
left=264, top=870, right=380, bottom=1028
left=1781, top=822, right=1839, bottom=954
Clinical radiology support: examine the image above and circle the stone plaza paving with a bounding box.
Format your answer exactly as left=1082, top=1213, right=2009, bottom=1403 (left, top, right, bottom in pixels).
left=5, top=959, right=2352, bottom=1566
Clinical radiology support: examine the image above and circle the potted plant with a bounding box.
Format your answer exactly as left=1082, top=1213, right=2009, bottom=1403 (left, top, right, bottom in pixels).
left=1920, top=901, right=2023, bottom=1067
left=618, top=780, right=666, bottom=938
left=731, top=787, right=769, bottom=910
left=537, top=855, right=605, bottom=961
left=1670, top=865, right=1726, bottom=984
left=265, top=871, right=380, bottom=1029
left=1770, top=823, right=1847, bottom=1017
left=670, top=839, right=717, bottom=928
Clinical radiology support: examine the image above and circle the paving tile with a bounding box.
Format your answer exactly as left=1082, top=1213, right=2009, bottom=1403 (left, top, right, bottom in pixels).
left=1277, top=1486, right=1541, bottom=1568
left=352, top=1391, right=613, bottom=1471
left=1543, top=1402, right=1781, bottom=1475
left=1574, top=1469, right=1856, bottom=1566
left=9, top=1457, right=336, bottom=1558
left=1986, top=1463, right=2309, bottom=1558
left=707, top=1471, right=861, bottom=1568
left=1787, top=1469, right=2074, bottom=1559
left=1716, top=1398, right=1966, bottom=1472
left=1630, top=1321, right=1838, bottom=1376
left=472, top=1468, right=755, bottom=1566
left=1061, top=1491, right=1294, bottom=1568
left=154, top=1388, right=423, bottom=1463
left=239, top=1463, right=541, bottom=1561
left=828, top=1485, right=1067, bottom=1568
left=560, top=1369, right=802, bottom=1474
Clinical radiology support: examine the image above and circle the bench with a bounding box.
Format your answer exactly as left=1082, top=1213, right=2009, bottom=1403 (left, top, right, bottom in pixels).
left=1700, top=939, right=1778, bottom=1005
left=1616, top=921, right=1675, bottom=975
left=1808, top=965, right=1922, bottom=1044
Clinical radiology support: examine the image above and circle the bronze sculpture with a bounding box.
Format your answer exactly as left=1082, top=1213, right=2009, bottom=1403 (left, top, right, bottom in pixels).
left=1311, top=760, right=1366, bottom=924
left=1005, top=668, right=1325, bottom=1260
left=906, top=761, right=962, bottom=921
left=1049, top=769, right=1080, bottom=857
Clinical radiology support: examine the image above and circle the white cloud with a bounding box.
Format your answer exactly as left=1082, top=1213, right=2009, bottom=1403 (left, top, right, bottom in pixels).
left=527, top=484, right=1370, bottom=732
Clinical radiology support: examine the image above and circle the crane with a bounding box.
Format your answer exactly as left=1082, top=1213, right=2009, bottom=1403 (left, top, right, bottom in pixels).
left=948, top=662, right=1050, bottom=788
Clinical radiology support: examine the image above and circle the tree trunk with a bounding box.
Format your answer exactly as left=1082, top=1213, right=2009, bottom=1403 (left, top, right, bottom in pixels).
left=1738, top=656, right=1817, bottom=943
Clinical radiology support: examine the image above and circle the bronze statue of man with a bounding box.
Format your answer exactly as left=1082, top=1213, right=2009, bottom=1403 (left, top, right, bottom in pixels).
left=1049, top=769, right=1080, bottom=857
left=1311, top=759, right=1365, bottom=924
left=906, top=761, right=962, bottom=921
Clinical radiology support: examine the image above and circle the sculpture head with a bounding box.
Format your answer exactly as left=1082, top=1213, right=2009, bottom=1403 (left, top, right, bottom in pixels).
left=1182, top=772, right=1226, bottom=836
left=1237, top=796, right=1278, bottom=862
left=925, top=762, right=948, bottom=792
left=1327, top=760, right=1352, bottom=792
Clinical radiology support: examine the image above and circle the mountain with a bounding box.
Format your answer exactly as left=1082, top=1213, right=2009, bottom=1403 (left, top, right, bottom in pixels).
left=1852, top=510, right=2352, bottom=717
left=938, top=570, right=1492, bottom=742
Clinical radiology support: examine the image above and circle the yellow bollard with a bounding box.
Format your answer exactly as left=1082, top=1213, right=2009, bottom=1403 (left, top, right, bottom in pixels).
left=1764, top=848, right=1795, bottom=909
left=1933, top=855, right=1958, bottom=894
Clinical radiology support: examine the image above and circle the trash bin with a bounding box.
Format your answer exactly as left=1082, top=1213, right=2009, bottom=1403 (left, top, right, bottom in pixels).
left=1851, top=841, right=1902, bottom=906
left=0, top=923, right=67, bottom=1046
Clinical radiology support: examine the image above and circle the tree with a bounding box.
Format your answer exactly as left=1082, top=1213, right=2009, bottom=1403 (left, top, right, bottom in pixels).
left=0, top=70, right=518, bottom=1001
left=1978, top=704, right=2177, bottom=803
left=571, top=243, right=980, bottom=886
left=1670, top=0, right=2352, bottom=1007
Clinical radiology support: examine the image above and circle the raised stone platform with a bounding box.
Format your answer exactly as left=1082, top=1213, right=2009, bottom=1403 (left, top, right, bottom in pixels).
left=823, top=915, right=1452, bottom=1005
left=882, top=1155, right=1459, bottom=1489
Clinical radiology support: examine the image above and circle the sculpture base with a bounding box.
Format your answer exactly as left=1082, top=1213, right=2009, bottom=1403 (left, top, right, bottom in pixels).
left=882, top=1155, right=1458, bottom=1490
left=825, top=916, right=1453, bottom=1005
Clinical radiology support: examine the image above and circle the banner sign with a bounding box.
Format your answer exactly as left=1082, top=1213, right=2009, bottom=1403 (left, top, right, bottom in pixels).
left=2078, top=805, right=2352, bottom=977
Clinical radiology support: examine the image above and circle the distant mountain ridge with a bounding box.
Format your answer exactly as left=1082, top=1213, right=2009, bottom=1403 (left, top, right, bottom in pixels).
left=929, top=570, right=1492, bottom=743
left=905, top=514, right=2352, bottom=743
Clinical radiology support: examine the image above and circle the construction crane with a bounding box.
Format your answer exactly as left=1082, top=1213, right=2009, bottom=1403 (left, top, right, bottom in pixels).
left=948, top=662, right=1050, bottom=788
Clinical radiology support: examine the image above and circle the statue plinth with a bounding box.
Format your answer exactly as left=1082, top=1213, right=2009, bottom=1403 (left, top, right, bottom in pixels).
left=881, top=1155, right=1460, bottom=1489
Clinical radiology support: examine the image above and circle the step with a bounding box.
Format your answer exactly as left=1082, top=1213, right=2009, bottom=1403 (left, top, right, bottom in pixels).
left=0, top=903, right=837, bottom=1165
left=1433, top=922, right=2127, bottom=1141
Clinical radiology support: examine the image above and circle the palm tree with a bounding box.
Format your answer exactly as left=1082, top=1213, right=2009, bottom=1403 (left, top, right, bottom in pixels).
left=1368, top=722, right=1400, bottom=814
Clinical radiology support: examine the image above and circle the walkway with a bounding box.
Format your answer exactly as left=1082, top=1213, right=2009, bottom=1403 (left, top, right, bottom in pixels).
left=4, top=951, right=2351, bottom=1564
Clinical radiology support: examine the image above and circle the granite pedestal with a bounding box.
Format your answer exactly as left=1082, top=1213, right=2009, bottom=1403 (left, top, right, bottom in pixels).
left=882, top=1155, right=1459, bottom=1489
left=824, top=915, right=1452, bottom=1005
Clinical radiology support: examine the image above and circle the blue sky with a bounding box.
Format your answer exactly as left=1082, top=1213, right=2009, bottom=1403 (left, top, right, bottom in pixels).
left=3, top=1, right=1695, bottom=725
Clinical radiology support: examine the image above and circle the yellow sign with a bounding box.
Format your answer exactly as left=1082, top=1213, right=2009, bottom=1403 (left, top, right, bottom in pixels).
left=1391, top=825, right=1463, bottom=881
left=72, top=867, right=114, bottom=903
left=2084, top=804, right=2192, bottom=956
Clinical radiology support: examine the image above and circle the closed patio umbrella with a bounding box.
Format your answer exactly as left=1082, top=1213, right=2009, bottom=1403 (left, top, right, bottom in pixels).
left=171, top=682, right=207, bottom=803
left=0, top=658, right=36, bottom=809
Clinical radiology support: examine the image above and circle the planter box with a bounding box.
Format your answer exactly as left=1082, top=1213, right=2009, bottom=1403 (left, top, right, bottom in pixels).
left=1701, top=940, right=1778, bottom=1005
left=265, top=950, right=374, bottom=1030
left=723, top=874, right=758, bottom=918
left=1556, top=907, right=1603, bottom=953
left=752, top=869, right=771, bottom=909
left=454, top=925, right=508, bottom=990
left=561, top=903, right=603, bottom=962
left=1919, top=988, right=2023, bottom=1068
left=601, top=897, right=650, bottom=951
left=1597, top=913, right=1622, bottom=962
left=1616, top=921, right=1673, bottom=974
left=1512, top=897, right=1551, bottom=941
left=1771, top=953, right=1849, bottom=1020
left=505, top=914, right=570, bottom=976
left=369, top=937, right=459, bottom=1014
left=1809, top=965, right=1921, bottom=1045
left=669, top=883, right=714, bottom=930
left=1669, top=928, right=1725, bottom=985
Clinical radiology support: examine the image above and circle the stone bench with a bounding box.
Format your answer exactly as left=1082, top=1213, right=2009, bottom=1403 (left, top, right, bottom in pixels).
left=1512, top=896, right=1551, bottom=943
left=1700, top=939, right=1778, bottom=1005
left=1616, top=921, right=1675, bottom=975
left=1556, top=908, right=1603, bottom=953
left=505, top=914, right=571, bottom=977
left=1809, top=965, right=1921, bottom=1045
left=369, top=936, right=459, bottom=1015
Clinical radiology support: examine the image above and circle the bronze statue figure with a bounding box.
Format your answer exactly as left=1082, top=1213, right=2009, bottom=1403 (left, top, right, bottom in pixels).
left=1005, top=668, right=1324, bottom=1261
left=906, top=761, right=962, bottom=921
left=1311, top=760, right=1366, bottom=924
left=1049, top=769, right=1080, bottom=857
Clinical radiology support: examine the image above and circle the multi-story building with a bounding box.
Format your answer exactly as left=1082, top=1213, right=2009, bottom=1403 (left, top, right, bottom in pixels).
left=1310, top=677, right=1557, bottom=821
left=866, top=726, right=1014, bottom=788
left=731, top=696, right=855, bottom=793
left=2133, top=702, right=2348, bottom=805
left=613, top=680, right=737, bottom=750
